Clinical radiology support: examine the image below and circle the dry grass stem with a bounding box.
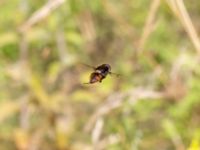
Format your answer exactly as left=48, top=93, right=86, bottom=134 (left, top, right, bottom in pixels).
left=166, top=0, right=200, bottom=55
left=56, top=30, right=69, bottom=64
left=20, top=0, right=66, bottom=33
left=138, top=0, right=160, bottom=52
left=92, top=117, right=104, bottom=148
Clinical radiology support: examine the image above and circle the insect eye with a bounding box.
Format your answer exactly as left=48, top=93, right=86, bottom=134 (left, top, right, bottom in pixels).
left=105, top=64, right=111, bottom=70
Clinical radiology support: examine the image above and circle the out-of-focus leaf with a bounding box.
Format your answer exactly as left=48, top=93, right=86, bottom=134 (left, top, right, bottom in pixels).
left=14, top=129, right=29, bottom=150
left=169, top=77, right=200, bottom=119
left=47, top=61, right=62, bottom=83
left=65, top=31, right=83, bottom=45
left=162, top=119, right=178, bottom=139
left=188, top=136, right=200, bottom=150
left=0, top=32, right=18, bottom=47
left=162, top=119, right=184, bottom=150
left=56, top=131, right=69, bottom=149
left=55, top=117, right=73, bottom=149
left=28, top=73, right=50, bottom=108
left=71, top=90, right=96, bottom=102
left=0, top=101, right=19, bottom=124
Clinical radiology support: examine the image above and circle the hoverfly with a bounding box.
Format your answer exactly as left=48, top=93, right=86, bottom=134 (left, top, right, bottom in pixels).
left=83, top=64, right=120, bottom=84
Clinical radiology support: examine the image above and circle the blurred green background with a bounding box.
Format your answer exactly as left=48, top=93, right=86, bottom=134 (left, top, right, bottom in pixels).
left=1, top=0, right=200, bottom=149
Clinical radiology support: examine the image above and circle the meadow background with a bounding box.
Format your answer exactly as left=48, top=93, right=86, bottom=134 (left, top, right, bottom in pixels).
left=0, top=0, right=200, bottom=149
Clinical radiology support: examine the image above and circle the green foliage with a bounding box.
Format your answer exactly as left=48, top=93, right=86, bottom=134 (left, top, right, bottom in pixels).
left=0, top=0, right=200, bottom=149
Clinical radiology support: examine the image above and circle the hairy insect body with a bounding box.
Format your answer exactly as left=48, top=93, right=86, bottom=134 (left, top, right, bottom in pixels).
left=85, top=64, right=113, bottom=84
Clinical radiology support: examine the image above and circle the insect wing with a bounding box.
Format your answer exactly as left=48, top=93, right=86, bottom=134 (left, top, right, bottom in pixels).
left=81, top=63, right=96, bottom=70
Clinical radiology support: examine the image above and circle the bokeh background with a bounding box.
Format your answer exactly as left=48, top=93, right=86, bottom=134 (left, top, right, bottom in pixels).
left=1, top=0, right=200, bottom=149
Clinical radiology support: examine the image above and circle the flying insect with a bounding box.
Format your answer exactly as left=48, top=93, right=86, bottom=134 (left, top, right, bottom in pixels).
left=83, top=64, right=119, bottom=84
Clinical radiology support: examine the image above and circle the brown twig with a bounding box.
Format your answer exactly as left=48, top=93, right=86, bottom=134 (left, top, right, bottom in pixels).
left=19, top=0, right=66, bottom=33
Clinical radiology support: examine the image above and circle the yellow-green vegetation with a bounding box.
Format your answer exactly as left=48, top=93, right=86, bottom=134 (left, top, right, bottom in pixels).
left=0, top=0, right=200, bottom=149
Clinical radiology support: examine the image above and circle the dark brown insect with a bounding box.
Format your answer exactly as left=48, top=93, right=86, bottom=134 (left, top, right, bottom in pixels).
left=84, top=64, right=119, bottom=84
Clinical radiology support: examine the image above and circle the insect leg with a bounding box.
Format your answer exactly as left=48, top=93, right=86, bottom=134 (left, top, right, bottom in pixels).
left=109, top=72, right=120, bottom=77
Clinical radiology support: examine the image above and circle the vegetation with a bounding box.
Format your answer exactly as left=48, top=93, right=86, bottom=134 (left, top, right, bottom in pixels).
left=0, top=0, right=200, bottom=149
